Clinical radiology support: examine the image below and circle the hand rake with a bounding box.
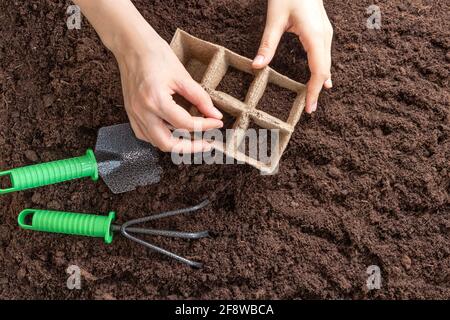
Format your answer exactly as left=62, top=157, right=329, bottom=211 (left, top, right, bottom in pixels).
left=18, top=200, right=210, bottom=268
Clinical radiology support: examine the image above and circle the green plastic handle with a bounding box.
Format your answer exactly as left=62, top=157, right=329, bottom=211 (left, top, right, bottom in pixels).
left=0, top=149, right=98, bottom=195
left=18, top=209, right=116, bottom=243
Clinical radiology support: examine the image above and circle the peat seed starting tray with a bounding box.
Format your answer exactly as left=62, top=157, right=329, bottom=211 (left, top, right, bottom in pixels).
left=170, top=29, right=307, bottom=173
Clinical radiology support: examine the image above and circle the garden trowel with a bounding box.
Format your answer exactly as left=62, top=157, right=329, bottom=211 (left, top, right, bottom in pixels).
left=0, top=123, right=162, bottom=195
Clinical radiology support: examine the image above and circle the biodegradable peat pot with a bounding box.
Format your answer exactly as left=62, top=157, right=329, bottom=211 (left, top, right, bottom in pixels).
left=170, top=29, right=307, bottom=173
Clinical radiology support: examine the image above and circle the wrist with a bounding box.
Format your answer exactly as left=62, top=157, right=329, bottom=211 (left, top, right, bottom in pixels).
left=107, top=23, right=163, bottom=60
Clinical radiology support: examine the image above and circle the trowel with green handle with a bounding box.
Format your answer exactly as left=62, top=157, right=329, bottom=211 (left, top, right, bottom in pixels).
left=0, top=123, right=162, bottom=195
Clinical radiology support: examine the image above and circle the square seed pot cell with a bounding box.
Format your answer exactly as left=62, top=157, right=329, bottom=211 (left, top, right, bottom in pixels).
left=216, top=66, right=254, bottom=102
left=170, top=29, right=306, bottom=172
left=256, top=82, right=297, bottom=123
left=236, top=121, right=288, bottom=167
left=171, top=30, right=217, bottom=83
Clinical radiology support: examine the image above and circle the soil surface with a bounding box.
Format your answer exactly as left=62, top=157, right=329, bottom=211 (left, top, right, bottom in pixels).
left=257, top=82, right=296, bottom=122
left=1, top=0, right=449, bottom=299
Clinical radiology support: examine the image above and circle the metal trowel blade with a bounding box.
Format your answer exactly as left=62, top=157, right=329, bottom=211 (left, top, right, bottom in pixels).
left=94, top=123, right=162, bottom=194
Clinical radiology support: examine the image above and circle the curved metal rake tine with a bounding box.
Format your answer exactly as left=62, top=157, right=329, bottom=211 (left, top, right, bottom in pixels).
left=119, top=200, right=210, bottom=268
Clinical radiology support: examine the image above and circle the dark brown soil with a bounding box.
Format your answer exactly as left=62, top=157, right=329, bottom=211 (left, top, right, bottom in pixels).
left=1, top=0, right=449, bottom=299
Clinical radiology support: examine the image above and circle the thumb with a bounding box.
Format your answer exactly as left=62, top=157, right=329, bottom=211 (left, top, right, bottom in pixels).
left=176, top=76, right=223, bottom=120
left=253, top=17, right=285, bottom=69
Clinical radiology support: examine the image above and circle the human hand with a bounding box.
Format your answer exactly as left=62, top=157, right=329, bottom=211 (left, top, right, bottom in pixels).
left=74, top=0, right=223, bottom=153
left=252, top=0, right=333, bottom=114
left=114, top=31, right=223, bottom=153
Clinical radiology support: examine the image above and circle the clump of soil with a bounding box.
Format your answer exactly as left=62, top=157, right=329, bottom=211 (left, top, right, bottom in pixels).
left=0, top=0, right=449, bottom=300
left=216, top=66, right=254, bottom=101
left=257, top=83, right=296, bottom=122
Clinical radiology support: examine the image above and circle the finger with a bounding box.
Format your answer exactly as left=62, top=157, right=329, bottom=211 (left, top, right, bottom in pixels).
left=306, top=73, right=324, bottom=114
left=322, top=37, right=333, bottom=90
left=252, top=8, right=286, bottom=68
left=158, top=94, right=223, bottom=132
left=176, top=77, right=223, bottom=119
left=171, top=134, right=212, bottom=154
left=129, top=119, right=149, bottom=142
left=141, top=114, right=211, bottom=153
left=305, top=44, right=331, bottom=113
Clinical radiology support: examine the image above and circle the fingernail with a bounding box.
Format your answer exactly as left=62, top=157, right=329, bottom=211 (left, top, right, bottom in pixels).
left=212, top=106, right=223, bottom=119
left=310, top=102, right=317, bottom=113
left=253, top=55, right=265, bottom=66
left=325, top=79, right=333, bottom=88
